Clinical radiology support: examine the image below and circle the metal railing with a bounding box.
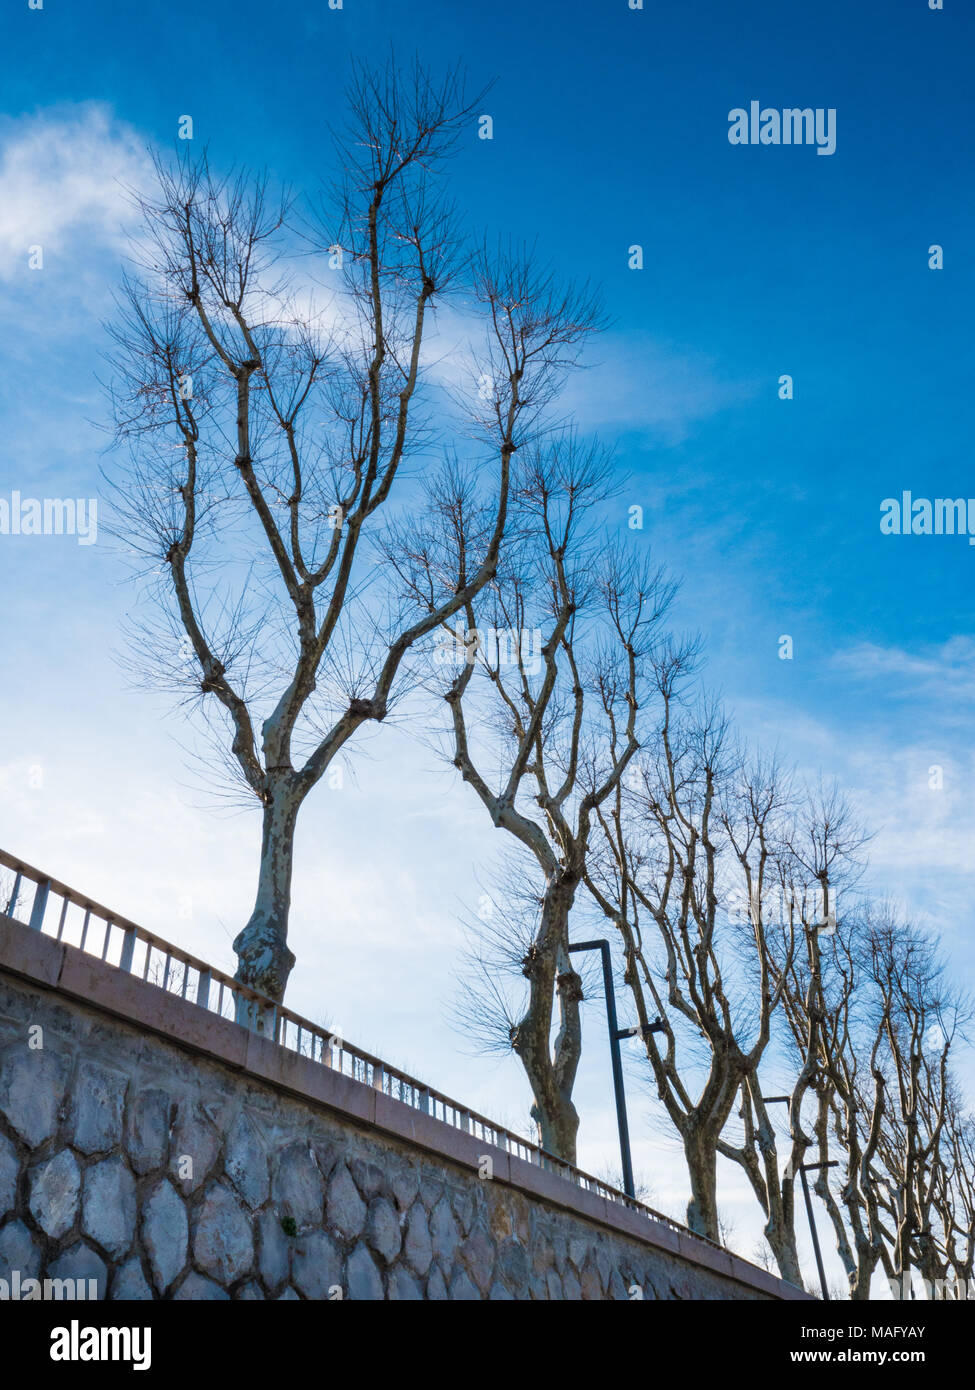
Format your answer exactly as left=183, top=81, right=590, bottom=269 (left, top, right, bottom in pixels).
left=0, top=846, right=723, bottom=1252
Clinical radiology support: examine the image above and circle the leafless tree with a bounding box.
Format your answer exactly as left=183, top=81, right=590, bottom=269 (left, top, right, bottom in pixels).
left=418, top=439, right=676, bottom=1161
left=861, top=912, right=969, bottom=1293
left=584, top=670, right=790, bottom=1242
left=930, top=1101, right=975, bottom=1292
left=717, top=786, right=867, bottom=1287
left=768, top=894, right=973, bottom=1299
left=105, top=59, right=601, bottom=1013
left=585, top=669, right=869, bottom=1262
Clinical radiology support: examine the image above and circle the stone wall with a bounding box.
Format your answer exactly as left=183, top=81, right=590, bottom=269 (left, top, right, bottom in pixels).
left=0, top=917, right=807, bottom=1301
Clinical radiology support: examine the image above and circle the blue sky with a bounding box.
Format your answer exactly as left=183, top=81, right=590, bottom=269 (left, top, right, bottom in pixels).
left=1, top=0, right=973, bottom=1282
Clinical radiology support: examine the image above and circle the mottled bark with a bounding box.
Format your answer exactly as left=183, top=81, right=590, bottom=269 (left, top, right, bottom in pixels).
left=511, top=878, right=583, bottom=1163
left=685, top=1131, right=720, bottom=1242
left=233, top=777, right=303, bottom=1008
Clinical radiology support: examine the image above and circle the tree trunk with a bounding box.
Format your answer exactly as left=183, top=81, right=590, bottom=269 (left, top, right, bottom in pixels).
left=764, top=1212, right=804, bottom=1288
left=512, top=876, right=583, bottom=1165
left=685, top=1134, right=720, bottom=1241
left=233, top=776, right=302, bottom=1014
left=683, top=1066, right=742, bottom=1241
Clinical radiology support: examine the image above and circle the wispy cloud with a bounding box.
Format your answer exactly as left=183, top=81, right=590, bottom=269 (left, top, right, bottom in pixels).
left=564, top=331, right=758, bottom=444
left=831, top=637, right=975, bottom=705
left=0, top=103, right=148, bottom=282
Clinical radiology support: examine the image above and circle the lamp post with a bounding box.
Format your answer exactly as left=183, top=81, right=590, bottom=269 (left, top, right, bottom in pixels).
left=762, top=1094, right=836, bottom=1300
left=568, top=938, right=664, bottom=1200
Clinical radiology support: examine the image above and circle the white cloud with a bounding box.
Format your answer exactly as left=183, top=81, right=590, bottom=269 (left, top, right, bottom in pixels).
left=564, top=332, right=757, bottom=444
left=831, top=636, right=975, bottom=705
left=0, top=103, right=148, bottom=280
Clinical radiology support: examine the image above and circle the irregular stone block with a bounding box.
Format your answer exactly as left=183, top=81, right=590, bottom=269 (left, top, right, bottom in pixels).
left=449, top=1266, right=481, bottom=1300
left=171, top=1101, right=221, bottom=1193
left=142, top=1179, right=187, bottom=1294
left=489, top=1280, right=514, bottom=1299
left=533, top=1237, right=556, bottom=1272
left=257, top=1208, right=290, bottom=1292
left=426, top=1262, right=448, bottom=1300
left=0, top=1217, right=41, bottom=1280
left=430, top=1195, right=459, bottom=1266
left=346, top=1242, right=383, bottom=1300
left=238, top=1280, right=265, bottom=1299
left=403, top=1200, right=433, bottom=1277
left=292, top=1229, right=343, bottom=1300
left=194, top=1182, right=254, bottom=1286
left=459, top=1222, right=495, bottom=1293
left=311, top=1139, right=337, bottom=1180
left=83, top=1156, right=136, bottom=1260
left=388, top=1266, right=423, bottom=1300
left=326, top=1162, right=365, bottom=1241
left=388, top=1160, right=419, bottom=1212
left=174, top=1271, right=229, bottom=1300
left=0, top=1048, right=68, bottom=1148
left=365, top=1196, right=401, bottom=1265
left=0, top=1131, right=19, bottom=1216
left=277, top=1285, right=300, bottom=1300
left=451, top=1188, right=475, bottom=1235
left=568, top=1235, right=589, bottom=1271
left=111, top=1258, right=153, bottom=1301
left=418, top=1175, right=443, bottom=1210
left=125, top=1088, right=171, bottom=1175
left=349, top=1156, right=384, bottom=1200
left=497, top=1237, right=529, bottom=1297
left=273, top=1142, right=324, bottom=1230
left=224, top=1110, right=269, bottom=1211
left=608, top=1268, right=628, bottom=1299
left=28, top=1148, right=81, bottom=1240
left=47, top=1241, right=108, bottom=1299
left=580, top=1261, right=602, bottom=1300
left=70, top=1061, right=126, bottom=1155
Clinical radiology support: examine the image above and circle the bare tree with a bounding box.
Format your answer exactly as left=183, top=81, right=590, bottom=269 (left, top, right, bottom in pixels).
left=718, top=787, right=867, bottom=1287
left=584, top=677, right=830, bottom=1248
left=769, top=894, right=972, bottom=1299
left=421, top=440, right=676, bottom=1161
left=930, top=1100, right=975, bottom=1293
left=105, top=59, right=600, bottom=1012
left=862, top=913, right=968, bottom=1293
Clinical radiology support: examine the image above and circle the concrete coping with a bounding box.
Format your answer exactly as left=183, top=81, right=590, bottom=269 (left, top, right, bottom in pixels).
left=0, top=912, right=811, bottom=1300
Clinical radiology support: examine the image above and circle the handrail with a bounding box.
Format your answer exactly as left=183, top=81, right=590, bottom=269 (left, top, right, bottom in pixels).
left=0, top=845, right=726, bottom=1251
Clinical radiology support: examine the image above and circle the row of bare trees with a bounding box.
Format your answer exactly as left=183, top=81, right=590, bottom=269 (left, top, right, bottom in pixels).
left=437, top=520, right=973, bottom=1291
left=107, top=58, right=972, bottom=1297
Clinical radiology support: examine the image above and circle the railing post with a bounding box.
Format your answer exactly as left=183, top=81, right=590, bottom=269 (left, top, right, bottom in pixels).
left=5, top=871, right=22, bottom=918
left=196, top=970, right=211, bottom=1011
left=119, top=928, right=136, bottom=974
left=28, top=879, right=50, bottom=932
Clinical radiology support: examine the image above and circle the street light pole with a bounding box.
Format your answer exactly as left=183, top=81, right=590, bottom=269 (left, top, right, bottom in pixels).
left=798, top=1161, right=837, bottom=1302
left=568, top=938, right=664, bottom=1201
left=762, top=1094, right=836, bottom=1301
